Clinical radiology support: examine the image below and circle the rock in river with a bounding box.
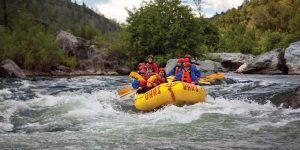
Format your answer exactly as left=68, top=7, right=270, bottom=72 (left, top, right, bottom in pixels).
left=283, top=85, right=300, bottom=109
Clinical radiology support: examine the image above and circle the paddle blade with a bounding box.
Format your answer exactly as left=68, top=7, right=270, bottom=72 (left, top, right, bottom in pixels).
left=129, top=72, right=145, bottom=81
left=120, top=89, right=137, bottom=98
left=199, top=79, right=211, bottom=85
left=200, top=78, right=215, bottom=82
left=120, top=83, right=130, bottom=86
left=206, top=73, right=224, bottom=79
left=118, top=87, right=134, bottom=96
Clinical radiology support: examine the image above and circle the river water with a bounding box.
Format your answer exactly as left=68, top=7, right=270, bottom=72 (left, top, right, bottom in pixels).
left=0, top=74, right=300, bottom=149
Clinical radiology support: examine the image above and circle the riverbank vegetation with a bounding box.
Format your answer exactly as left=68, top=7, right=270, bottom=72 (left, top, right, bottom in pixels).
left=0, top=0, right=120, bottom=70
left=212, top=0, right=300, bottom=55
left=0, top=0, right=300, bottom=71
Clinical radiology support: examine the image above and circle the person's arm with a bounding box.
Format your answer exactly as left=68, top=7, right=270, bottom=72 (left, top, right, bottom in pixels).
left=176, top=69, right=182, bottom=81
left=191, top=65, right=201, bottom=77
left=132, top=80, right=139, bottom=89
left=190, top=71, right=199, bottom=84
left=195, top=69, right=201, bottom=77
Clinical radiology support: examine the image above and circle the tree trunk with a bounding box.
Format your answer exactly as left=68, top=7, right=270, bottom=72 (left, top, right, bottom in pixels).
left=3, top=0, right=8, bottom=26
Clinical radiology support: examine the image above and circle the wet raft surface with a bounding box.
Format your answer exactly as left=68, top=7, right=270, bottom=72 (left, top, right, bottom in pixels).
left=0, top=74, right=300, bottom=149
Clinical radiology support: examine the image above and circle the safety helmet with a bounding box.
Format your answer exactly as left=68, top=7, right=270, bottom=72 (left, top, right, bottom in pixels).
left=139, top=63, right=145, bottom=67
left=159, top=68, right=165, bottom=71
left=183, top=62, right=191, bottom=67
left=177, top=58, right=185, bottom=63
left=184, top=54, right=192, bottom=59
left=139, top=63, right=146, bottom=70
left=183, top=58, right=190, bottom=63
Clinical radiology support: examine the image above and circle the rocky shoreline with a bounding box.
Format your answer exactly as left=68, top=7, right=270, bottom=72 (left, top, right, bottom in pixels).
left=1, top=30, right=299, bottom=78
left=1, top=31, right=131, bottom=78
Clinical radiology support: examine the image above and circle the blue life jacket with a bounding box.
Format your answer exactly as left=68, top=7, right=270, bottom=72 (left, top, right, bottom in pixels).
left=176, top=68, right=198, bottom=83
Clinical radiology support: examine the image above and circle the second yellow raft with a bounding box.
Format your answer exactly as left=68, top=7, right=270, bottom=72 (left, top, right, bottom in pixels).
left=134, top=82, right=207, bottom=111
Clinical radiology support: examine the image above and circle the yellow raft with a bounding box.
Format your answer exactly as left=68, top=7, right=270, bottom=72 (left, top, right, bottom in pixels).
left=134, top=82, right=207, bottom=111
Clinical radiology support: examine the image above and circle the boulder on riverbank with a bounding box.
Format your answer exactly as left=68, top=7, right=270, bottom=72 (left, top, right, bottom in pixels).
left=55, top=31, right=130, bottom=75
left=193, top=60, right=227, bottom=75
left=282, top=85, right=300, bottom=109
left=220, top=53, right=255, bottom=71
left=285, top=41, right=300, bottom=74
left=56, top=30, right=95, bottom=59
left=236, top=41, right=300, bottom=75
left=91, top=51, right=129, bottom=75
left=236, top=48, right=285, bottom=74
left=0, top=59, right=26, bottom=78
left=165, top=59, right=178, bottom=73
left=116, top=65, right=131, bottom=75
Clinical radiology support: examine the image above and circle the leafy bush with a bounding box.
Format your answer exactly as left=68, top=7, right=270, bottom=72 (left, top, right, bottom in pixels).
left=0, top=14, right=75, bottom=70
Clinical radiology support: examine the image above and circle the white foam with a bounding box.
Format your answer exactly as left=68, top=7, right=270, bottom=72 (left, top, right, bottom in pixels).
left=245, top=118, right=300, bottom=131
left=0, top=122, right=13, bottom=132
left=0, top=100, right=30, bottom=121
left=27, top=90, right=120, bottom=119
left=19, top=80, right=35, bottom=89
left=0, top=89, right=12, bottom=96
left=134, top=96, right=278, bottom=125
left=0, top=100, right=30, bottom=132
left=1, top=86, right=299, bottom=133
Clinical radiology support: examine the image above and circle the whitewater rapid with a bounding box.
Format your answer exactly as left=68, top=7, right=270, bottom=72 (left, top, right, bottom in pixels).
left=0, top=74, right=300, bottom=149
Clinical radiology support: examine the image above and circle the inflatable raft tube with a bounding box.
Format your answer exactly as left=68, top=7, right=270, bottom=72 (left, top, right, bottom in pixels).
left=134, top=81, right=207, bottom=111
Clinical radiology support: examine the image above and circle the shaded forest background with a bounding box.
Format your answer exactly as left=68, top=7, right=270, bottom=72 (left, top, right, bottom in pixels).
left=0, top=0, right=299, bottom=71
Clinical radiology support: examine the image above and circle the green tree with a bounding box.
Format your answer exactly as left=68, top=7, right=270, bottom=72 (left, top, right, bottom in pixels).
left=127, top=0, right=204, bottom=62
left=211, top=0, right=300, bottom=55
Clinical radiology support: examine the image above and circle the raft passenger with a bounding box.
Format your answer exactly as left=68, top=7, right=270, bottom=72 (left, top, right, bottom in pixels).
left=132, top=69, right=149, bottom=94
left=148, top=68, right=167, bottom=88
left=167, top=58, right=184, bottom=76
left=184, top=54, right=202, bottom=78
left=176, top=62, right=198, bottom=85
left=146, top=55, right=159, bottom=74
left=138, top=63, right=149, bottom=80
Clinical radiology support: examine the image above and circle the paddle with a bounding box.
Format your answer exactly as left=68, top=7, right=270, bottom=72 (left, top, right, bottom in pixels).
left=129, top=71, right=145, bottom=81
left=198, top=72, right=225, bottom=84
left=119, top=88, right=137, bottom=98
left=198, top=79, right=211, bottom=85
left=206, top=72, right=225, bottom=79
left=118, top=87, right=134, bottom=96
left=120, top=82, right=130, bottom=86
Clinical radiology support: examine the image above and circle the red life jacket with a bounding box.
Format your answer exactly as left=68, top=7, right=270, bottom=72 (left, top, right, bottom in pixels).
left=146, top=63, right=158, bottom=73
left=174, top=66, right=179, bottom=76
left=139, top=80, right=147, bottom=87
left=141, top=74, right=149, bottom=80
left=181, top=69, right=192, bottom=83
left=152, top=75, right=166, bottom=87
